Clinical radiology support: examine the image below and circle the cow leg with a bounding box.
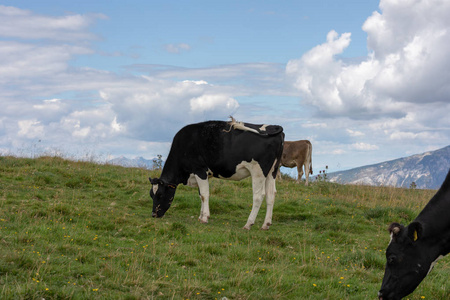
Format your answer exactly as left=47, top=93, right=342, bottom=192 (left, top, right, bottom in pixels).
left=261, top=174, right=276, bottom=230
left=304, top=163, right=309, bottom=186
left=244, top=167, right=266, bottom=230
left=297, top=164, right=304, bottom=184
left=195, top=175, right=210, bottom=223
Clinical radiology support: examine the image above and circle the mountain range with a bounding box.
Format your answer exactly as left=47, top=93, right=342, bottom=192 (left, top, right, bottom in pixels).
left=326, top=145, right=450, bottom=189
left=107, top=156, right=160, bottom=170
left=107, top=145, right=450, bottom=190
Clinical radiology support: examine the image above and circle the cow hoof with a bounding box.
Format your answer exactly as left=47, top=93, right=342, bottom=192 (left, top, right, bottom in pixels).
left=198, top=218, right=208, bottom=224
left=243, top=223, right=253, bottom=230
left=261, top=222, right=271, bottom=230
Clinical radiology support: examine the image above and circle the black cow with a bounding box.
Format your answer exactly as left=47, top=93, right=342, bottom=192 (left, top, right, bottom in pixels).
left=149, top=117, right=284, bottom=230
left=378, top=169, right=450, bottom=300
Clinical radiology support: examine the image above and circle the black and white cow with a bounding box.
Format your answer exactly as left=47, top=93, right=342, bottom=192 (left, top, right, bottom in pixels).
left=378, top=169, right=450, bottom=300
left=149, top=117, right=284, bottom=230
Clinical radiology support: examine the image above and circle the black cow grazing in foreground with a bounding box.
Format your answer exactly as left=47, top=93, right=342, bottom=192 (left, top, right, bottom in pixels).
left=149, top=117, right=284, bottom=230
left=378, top=169, right=450, bottom=300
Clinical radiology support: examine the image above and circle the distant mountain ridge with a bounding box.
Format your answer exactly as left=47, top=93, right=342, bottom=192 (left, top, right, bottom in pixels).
left=107, top=146, right=450, bottom=190
left=107, top=156, right=161, bottom=170
left=327, top=145, right=450, bottom=189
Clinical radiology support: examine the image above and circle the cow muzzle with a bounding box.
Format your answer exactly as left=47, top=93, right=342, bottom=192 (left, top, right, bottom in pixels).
left=378, top=290, right=398, bottom=300
left=152, top=211, right=165, bottom=218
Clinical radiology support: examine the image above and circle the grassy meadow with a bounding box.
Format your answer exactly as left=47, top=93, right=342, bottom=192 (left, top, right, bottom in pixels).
left=0, top=155, right=448, bottom=299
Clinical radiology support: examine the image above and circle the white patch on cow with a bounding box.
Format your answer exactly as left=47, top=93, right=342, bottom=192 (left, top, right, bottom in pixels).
left=195, top=175, right=210, bottom=223
left=260, top=158, right=278, bottom=230
left=187, top=170, right=214, bottom=187
left=259, top=124, right=268, bottom=132
left=427, top=255, right=444, bottom=275
left=187, top=173, right=199, bottom=187
left=152, top=184, right=158, bottom=194
left=389, top=232, right=394, bottom=245
left=219, top=161, right=253, bottom=181
left=186, top=171, right=214, bottom=223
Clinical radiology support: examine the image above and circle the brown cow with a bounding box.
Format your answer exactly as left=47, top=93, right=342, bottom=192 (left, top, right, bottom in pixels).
left=278, top=140, right=313, bottom=185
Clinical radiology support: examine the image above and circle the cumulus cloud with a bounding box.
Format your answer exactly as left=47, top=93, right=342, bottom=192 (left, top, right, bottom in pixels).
left=190, top=95, right=239, bottom=114
left=283, top=0, right=450, bottom=170
left=287, top=0, right=450, bottom=119
left=18, top=120, right=44, bottom=138
left=0, top=6, right=240, bottom=158
left=99, top=78, right=239, bottom=141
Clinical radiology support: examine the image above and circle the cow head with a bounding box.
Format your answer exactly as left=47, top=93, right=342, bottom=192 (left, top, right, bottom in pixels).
left=378, top=221, right=433, bottom=300
left=149, top=178, right=177, bottom=218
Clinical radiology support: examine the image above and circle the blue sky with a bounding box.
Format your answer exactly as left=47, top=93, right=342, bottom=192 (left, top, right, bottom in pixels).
left=1, top=0, right=449, bottom=175
left=20, top=1, right=377, bottom=68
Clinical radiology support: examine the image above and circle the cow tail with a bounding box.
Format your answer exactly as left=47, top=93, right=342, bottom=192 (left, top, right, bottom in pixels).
left=308, top=142, right=313, bottom=175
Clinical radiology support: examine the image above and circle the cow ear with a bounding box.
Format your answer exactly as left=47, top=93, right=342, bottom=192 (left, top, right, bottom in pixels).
left=407, top=222, right=423, bottom=242
left=388, top=222, right=403, bottom=237
left=149, top=178, right=162, bottom=185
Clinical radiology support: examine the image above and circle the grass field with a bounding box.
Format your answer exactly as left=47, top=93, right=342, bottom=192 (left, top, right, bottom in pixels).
left=0, top=155, right=448, bottom=299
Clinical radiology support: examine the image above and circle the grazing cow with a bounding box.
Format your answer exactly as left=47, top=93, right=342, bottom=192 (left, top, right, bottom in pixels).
left=277, top=140, right=313, bottom=185
left=149, top=117, right=284, bottom=230
left=378, top=169, right=450, bottom=300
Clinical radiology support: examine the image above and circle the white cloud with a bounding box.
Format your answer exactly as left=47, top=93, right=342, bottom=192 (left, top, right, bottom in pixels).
left=0, top=6, right=241, bottom=157
left=190, top=95, right=239, bottom=114
left=0, top=5, right=106, bottom=41
left=111, top=117, right=124, bottom=133
left=0, top=41, right=93, bottom=80
left=18, top=120, right=44, bottom=138
left=331, top=149, right=346, bottom=155
left=164, top=43, right=191, bottom=54
left=286, top=0, right=450, bottom=118
left=183, top=80, right=208, bottom=85
left=346, top=129, right=364, bottom=137
left=351, top=143, right=379, bottom=151
left=389, top=130, right=440, bottom=141
left=72, top=126, right=91, bottom=138
left=301, top=122, right=327, bottom=129
left=98, top=77, right=240, bottom=141
left=131, top=63, right=286, bottom=96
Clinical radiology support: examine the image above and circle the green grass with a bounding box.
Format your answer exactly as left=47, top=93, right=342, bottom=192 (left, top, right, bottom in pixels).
left=0, top=155, right=448, bottom=299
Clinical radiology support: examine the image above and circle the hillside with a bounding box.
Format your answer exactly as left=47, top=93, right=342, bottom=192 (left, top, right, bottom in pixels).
left=0, top=155, right=447, bottom=299
left=327, top=145, right=450, bottom=189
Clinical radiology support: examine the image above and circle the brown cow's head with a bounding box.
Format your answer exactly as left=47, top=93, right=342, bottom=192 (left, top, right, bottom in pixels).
left=378, top=221, right=435, bottom=300
left=149, top=178, right=177, bottom=218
